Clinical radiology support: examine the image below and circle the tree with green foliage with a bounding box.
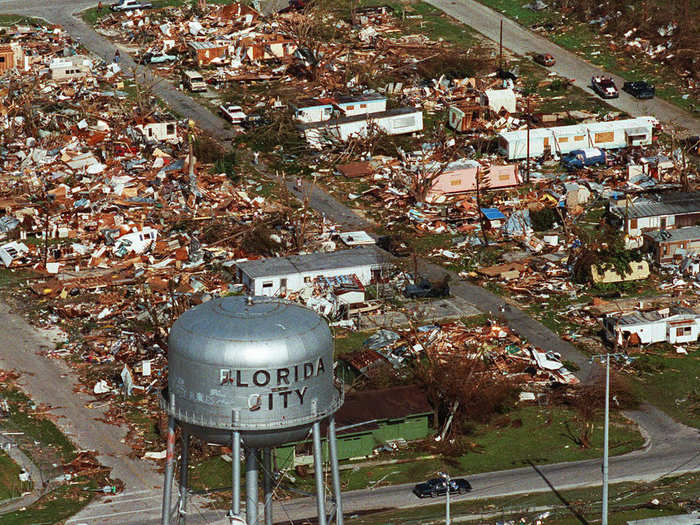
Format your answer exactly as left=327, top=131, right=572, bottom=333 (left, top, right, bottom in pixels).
left=571, top=223, right=643, bottom=284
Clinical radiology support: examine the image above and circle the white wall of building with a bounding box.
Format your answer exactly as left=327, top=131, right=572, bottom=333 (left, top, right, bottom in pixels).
left=243, top=264, right=377, bottom=297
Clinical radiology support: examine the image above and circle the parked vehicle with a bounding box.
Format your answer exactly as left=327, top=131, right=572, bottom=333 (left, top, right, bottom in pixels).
left=240, top=114, right=271, bottom=129
left=622, top=81, right=655, bottom=100
left=182, top=70, right=207, bottom=93
left=377, top=235, right=410, bottom=257
left=533, top=53, right=555, bottom=66
left=111, top=0, right=152, bottom=11
left=404, top=278, right=450, bottom=299
left=591, top=76, right=619, bottom=98
left=219, top=105, right=247, bottom=125
left=562, top=148, right=606, bottom=170
left=413, top=478, right=471, bottom=498
left=138, top=52, right=177, bottom=65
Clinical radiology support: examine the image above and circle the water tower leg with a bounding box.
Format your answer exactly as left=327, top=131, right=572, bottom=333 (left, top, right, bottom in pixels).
left=263, top=448, right=273, bottom=525
left=245, top=447, right=258, bottom=525
left=328, top=416, right=344, bottom=525
left=179, top=432, right=189, bottom=524
left=161, top=416, right=176, bottom=525
left=312, top=421, right=327, bottom=525
left=231, top=430, right=241, bottom=517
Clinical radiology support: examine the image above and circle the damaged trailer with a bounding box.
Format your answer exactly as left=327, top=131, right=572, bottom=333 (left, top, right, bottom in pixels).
left=498, top=117, right=657, bottom=160
left=299, top=107, right=423, bottom=149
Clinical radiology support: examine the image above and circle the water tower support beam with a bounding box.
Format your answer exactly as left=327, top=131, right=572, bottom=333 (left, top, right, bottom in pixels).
left=231, top=430, right=241, bottom=517
left=312, top=421, right=327, bottom=525
left=179, top=432, right=189, bottom=524
left=263, top=448, right=273, bottom=525
left=328, top=416, right=344, bottom=525
left=161, top=415, right=176, bottom=525
left=246, top=447, right=259, bottom=525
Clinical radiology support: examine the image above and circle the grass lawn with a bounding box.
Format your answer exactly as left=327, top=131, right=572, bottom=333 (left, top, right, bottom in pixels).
left=82, top=0, right=233, bottom=25
left=628, top=346, right=700, bottom=428
left=0, top=450, right=25, bottom=502
left=348, top=472, right=699, bottom=524
left=0, top=477, right=98, bottom=525
left=0, top=15, right=44, bottom=26
left=333, top=329, right=374, bottom=357
left=474, top=0, right=698, bottom=114
left=1, top=387, right=76, bottom=464
left=189, top=404, right=643, bottom=498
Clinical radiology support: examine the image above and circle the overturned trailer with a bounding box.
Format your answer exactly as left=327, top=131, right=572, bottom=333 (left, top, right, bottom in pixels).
left=498, top=117, right=657, bottom=160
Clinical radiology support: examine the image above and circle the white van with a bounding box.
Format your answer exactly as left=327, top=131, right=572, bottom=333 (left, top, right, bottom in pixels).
left=183, top=70, right=207, bottom=92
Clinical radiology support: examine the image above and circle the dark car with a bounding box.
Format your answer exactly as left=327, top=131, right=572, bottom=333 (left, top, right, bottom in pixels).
left=533, top=53, right=555, bottom=66
left=404, top=278, right=450, bottom=299
left=591, top=76, right=619, bottom=99
left=622, top=81, right=655, bottom=100
left=413, top=478, right=471, bottom=498
left=377, top=235, right=410, bottom=257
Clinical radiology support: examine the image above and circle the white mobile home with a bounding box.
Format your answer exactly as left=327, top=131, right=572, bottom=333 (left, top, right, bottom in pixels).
left=135, top=117, right=178, bottom=144
left=292, top=94, right=387, bottom=124
left=300, top=107, right=423, bottom=149
left=603, top=307, right=700, bottom=347
left=334, top=94, right=387, bottom=118
left=292, top=98, right=334, bottom=123
left=236, top=246, right=388, bottom=297
left=49, top=56, right=92, bottom=82
left=498, top=117, right=657, bottom=160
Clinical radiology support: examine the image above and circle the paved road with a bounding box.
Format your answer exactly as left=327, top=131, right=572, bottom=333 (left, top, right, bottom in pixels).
left=70, top=404, right=700, bottom=524
left=426, top=0, right=700, bottom=135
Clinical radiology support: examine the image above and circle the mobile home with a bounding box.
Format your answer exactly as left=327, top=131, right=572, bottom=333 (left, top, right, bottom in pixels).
left=236, top=246, right=388, bottom=296
left=300, top=107, right=423, bottom=149
left=49, top=56, right=92, bottom=81
left=498, top=117, right=657, bottom=160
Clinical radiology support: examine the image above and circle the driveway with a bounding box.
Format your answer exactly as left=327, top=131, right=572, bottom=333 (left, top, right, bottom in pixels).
left=426, top=0, right=700, bottom=134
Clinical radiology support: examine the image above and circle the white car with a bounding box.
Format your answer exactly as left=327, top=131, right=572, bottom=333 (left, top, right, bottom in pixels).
left=219, top=105, right=247, bottom=125
left=111, top=0, right=153, bottom=11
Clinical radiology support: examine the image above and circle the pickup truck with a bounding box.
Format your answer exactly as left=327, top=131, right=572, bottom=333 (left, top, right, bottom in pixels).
left=218, top=105, right=247, bottom=125
left=562, top=148, right=606, bottom=170
left=111, top=0, right=153, bottom=11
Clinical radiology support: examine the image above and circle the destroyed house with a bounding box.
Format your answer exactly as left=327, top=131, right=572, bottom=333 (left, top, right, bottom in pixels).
left=236, top=246, right=387, bottom=296
left=274, top=385, right=432, bottom=465
left=480, top=88, right=516, bottom=114
left=214, top=2, right=260, bottom=24
left=242, top=36, right=296, bottom=61
left=292, top=94, right=387, bottom=124
left=427, top=161, right=521, bottom=201
left=609, top=193, right=700, bottom=237
left=447, top=101, right=488, bottom=132
left=498, top=117, right=656, bottom=160
left=644, top=226, right=700, bottom=265
left=49, top=55, right=92, bottom=81
left=134, top=116, right=178, bottom=143
left=189, top=41, right=229, bottom=66
left=603, top=307, right=700, bottom=347
left=299, top=107, right=423, bottom=148
left=0, top=43, right=24, bottom=73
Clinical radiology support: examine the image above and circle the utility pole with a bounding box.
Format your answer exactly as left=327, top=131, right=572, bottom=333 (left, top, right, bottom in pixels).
left=602, top=353, right=609, bottom=525
left=590, top=352, right=627, bottom=525
left=438, top=471, right=451, bottom=525
left=526, top=96, right=531, bottom=184
left=499, top=20, right=503, bottom=71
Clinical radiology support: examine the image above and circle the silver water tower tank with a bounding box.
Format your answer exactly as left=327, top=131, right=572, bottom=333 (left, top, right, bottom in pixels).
left=160, top=296, right=344, bottom=525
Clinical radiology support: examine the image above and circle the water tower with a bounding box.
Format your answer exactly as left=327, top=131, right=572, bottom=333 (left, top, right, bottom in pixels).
left=160, top=296, right=344, bottom=525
